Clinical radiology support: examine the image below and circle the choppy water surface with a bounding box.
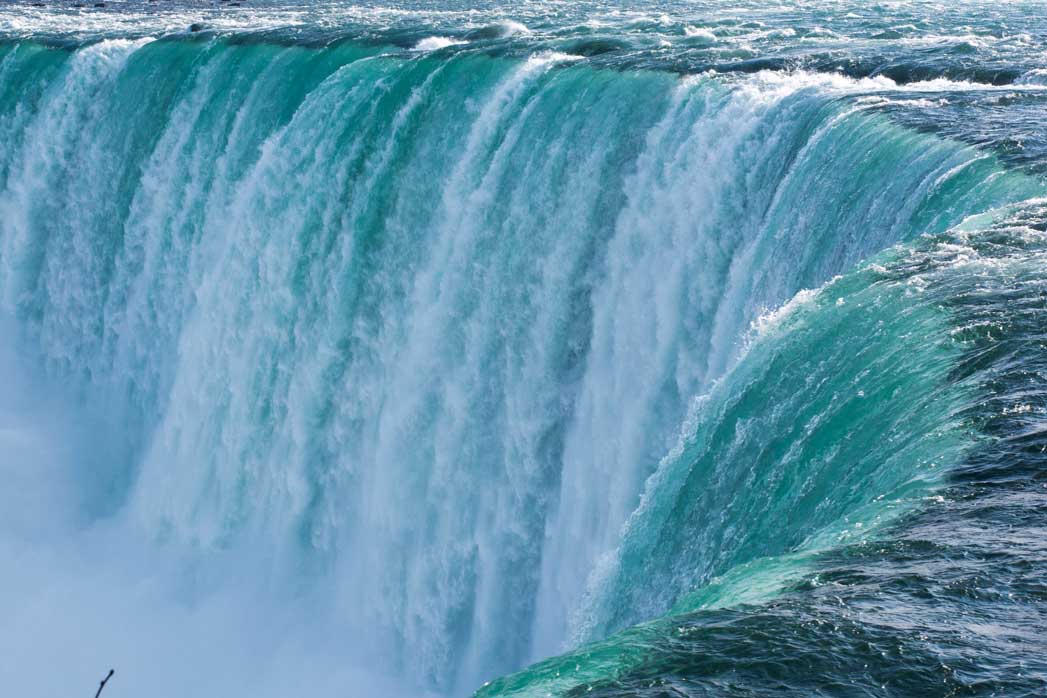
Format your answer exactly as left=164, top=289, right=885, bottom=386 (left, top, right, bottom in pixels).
left=0, top=2, right=1045, bottom=696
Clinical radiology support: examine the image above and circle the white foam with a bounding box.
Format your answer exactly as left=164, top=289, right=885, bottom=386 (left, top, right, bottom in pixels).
left=683, top=26, right=717, bottom=41
left=498, top=19, right=531, bottom=36
left=1018, top=68, right=1047, bottom=85
left=414, top=35, right=464, bottom=51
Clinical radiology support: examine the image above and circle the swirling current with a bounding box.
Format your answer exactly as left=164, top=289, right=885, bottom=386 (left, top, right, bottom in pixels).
left=1, top=2, right=1046, bottom=697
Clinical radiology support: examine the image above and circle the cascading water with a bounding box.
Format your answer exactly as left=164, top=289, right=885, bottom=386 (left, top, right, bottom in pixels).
left=2, top=2, right=1047, bottom=697
left=481, top=197, right=1047, bottom=697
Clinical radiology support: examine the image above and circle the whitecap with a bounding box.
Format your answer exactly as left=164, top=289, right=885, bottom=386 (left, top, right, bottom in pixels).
left=413, top=35, right=464, bottom=51
left=683, top=26, right=717, bottom=41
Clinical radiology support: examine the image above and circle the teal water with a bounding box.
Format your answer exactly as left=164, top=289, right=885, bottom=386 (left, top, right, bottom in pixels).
left=0, top=2, right=1046, bottom=697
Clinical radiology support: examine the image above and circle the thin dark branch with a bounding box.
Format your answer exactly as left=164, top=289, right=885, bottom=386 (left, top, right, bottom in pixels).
left=94, top=669, right=114, bottom=698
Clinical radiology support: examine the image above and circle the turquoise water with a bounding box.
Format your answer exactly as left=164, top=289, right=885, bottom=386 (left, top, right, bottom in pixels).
left=0, top=2, right=1046, bottom=696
